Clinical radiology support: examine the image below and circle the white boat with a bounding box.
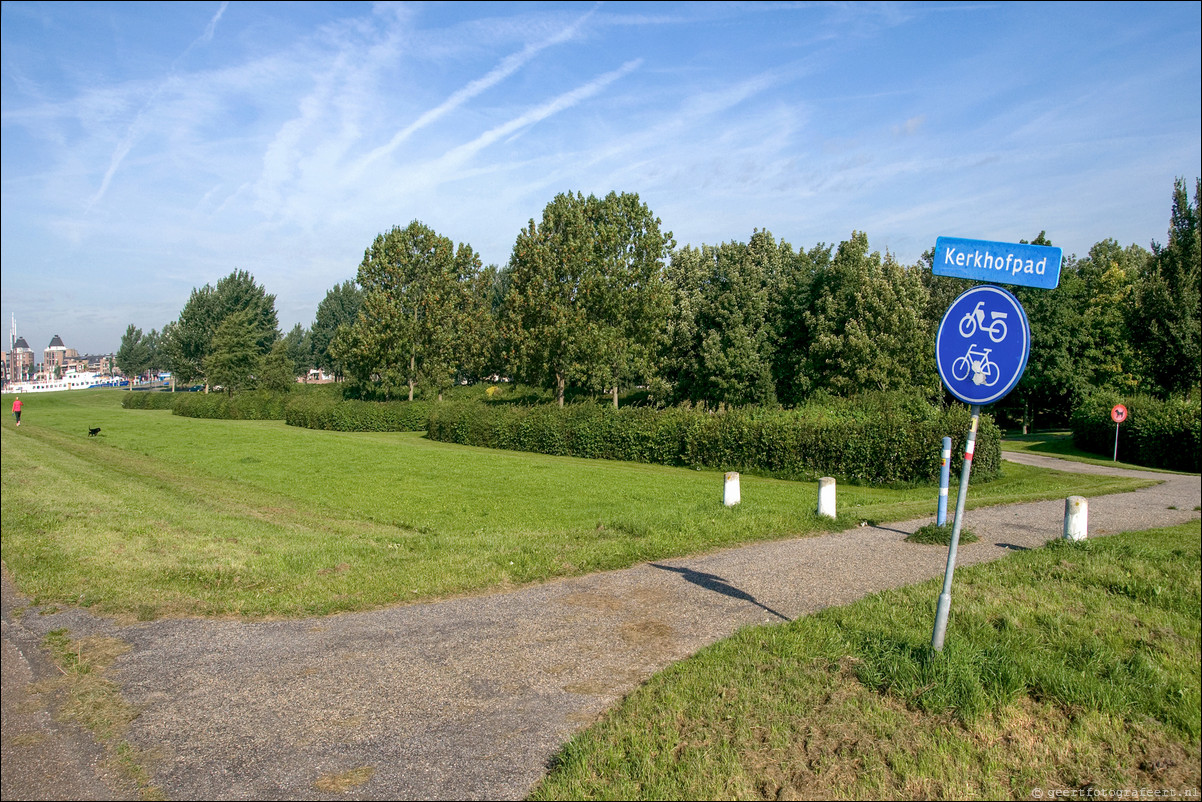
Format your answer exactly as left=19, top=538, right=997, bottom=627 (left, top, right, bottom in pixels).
left=5, top=371, right=130, bottom=393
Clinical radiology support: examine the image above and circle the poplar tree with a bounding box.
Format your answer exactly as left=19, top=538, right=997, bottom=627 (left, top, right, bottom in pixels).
left=665, top=235, right=781, bottom=406
left=204, top=308, right=263, bottom=395
left=501, top=191, right=672, bottom=406
left=164, top=270, right=278, bottom=388
left=802, top=232, right=934, bottom=397
left=335, top=221, right=486, bottom=401
left=115, top=324, right=151, bottom=384
left=311, top=281, right=362, bottom=382
left=1130, top=177, right=1201, bottom=396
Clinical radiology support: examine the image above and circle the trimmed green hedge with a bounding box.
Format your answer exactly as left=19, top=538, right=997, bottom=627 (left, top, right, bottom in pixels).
left=284, top=394, right=431, bottom=432
left=425, top=399, right=999, bottom=484
left=172, top=391, right=287, bottom=421
left=121, top=391, right=180, bottom=410
left=130, top=385, right=1000, bottom=483
left=1071, top=394, right=1201, bottom=472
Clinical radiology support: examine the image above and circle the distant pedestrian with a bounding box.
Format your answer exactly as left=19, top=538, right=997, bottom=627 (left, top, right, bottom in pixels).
left=12, top=396, right=22, bottom=426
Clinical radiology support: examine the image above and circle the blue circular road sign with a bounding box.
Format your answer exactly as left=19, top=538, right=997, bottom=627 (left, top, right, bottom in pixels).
left=936, top=285, right=1030, bottom=405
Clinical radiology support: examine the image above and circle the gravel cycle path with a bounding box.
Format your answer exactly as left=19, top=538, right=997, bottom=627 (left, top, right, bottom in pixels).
left=3, top=452, right=1198, bottom=801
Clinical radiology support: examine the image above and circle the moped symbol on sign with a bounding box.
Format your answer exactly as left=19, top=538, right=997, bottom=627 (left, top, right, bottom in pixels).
left=937, top=285, right=1031, bottom=405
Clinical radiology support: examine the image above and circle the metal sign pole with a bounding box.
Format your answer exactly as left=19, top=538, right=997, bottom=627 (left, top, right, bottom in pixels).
left=931, top=404, right=980, bottom=653
left=1110, top=404, right=1127, bottom=462
left=931, top=245, right=1043, bottom=654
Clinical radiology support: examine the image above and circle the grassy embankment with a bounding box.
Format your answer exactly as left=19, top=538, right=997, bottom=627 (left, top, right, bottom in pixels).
left=1001, top=429, right=1195, bottom=474
left=1, top=389, right=1154, bottom=620
left=531, top=521, right=1201, bottom=800
left=4, top=390, right=1196, bottom=800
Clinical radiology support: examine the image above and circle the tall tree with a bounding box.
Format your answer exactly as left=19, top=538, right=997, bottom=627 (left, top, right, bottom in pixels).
left=204, top=308, right=263, bottom=396
left=772, top=240, right=832, bottom=407
left=665, top=235, right=781, bottom=407
left=990, top=233, right=1084, bottom=430
left=165, top=283, right=217, bottom=384
left=115, top=324, right=151, bottom=385
left=335, top=221, right=484, bottom=401
left=457, top=264, right=503, bottom=384
left=143, top=329, right=164, bottom=377
left=419, top=243, right=494, bottom=400
left=802, top=232, right=935, bottom=397
left=586, top=192, right=674, bottom=406
left=1076, top=239, right=1148, bottom=395
left=501, top=191, right=673, bottom=406
left=1129, top=177, right=1201, bottom=397
left=282, top=323, right=312, bottom=379
left=164, top=270, right=278, bottom=389
left=311, top=280, right=362, bottom=381
left=260, top=339, right=296, bottom=394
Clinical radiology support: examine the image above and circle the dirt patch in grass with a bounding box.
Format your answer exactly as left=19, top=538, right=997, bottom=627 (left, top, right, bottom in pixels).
left=313, top=766, right=374, bottom=792
left=620, top=619, right=674, bottom=647
left=35, top=631, right=164, bottom=799
left=737, top=672, right=1202, bottom=800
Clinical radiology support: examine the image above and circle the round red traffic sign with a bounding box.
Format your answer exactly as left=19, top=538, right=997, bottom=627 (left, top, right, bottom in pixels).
left=1111, top=404, right=1128, bottom=423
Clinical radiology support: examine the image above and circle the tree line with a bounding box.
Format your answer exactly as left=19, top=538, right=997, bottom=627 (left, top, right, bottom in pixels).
left=117, top=178, right=1200, bottom=427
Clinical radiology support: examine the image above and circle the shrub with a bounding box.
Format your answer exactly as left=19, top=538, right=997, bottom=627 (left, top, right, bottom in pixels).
left=121, top=392, right=179, bottom=411
left=1071, top=394, right=1201, bottom=471
left=426, top=397, right=999, bottom=484
left=172, top=390, right=287, bottom=421
left=284, top=394, right=430, bottom=432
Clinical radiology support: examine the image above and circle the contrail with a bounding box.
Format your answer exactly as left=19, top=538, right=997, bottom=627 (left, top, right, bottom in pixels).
left=348, top=3, right=600, bottom=178
left=86, top=2, right=229, bottom=211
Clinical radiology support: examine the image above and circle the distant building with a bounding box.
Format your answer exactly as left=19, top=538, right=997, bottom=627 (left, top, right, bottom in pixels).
left=3, top=330, right=116, bottom=387
left=3, top=336, right=36, bottom=384
left=86, top=354, right=116, bottom=375
left=43, top=334, right=79, bottom=377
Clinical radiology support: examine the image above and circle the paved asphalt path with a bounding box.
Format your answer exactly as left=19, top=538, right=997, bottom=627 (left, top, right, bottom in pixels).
left=3, top=453, right=1199, bottom=801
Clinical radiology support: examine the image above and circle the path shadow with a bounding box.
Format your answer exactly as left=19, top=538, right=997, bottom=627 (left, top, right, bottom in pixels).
left=995, top=542, right=1030, bottom=551
left=649, top=564, right=791, bottom=621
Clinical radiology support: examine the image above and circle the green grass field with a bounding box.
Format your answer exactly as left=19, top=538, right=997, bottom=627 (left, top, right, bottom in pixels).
left=531, top=521, right=1202, bottom=800
left=1, top=390, right=1154, bottom=620
left=1001, top=430, right=1194, bottom=474
left=5, top=390, right=1196, bottom=800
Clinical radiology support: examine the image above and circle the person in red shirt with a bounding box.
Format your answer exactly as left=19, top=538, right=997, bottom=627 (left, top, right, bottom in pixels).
left=12, top=396, right=22, bottom=426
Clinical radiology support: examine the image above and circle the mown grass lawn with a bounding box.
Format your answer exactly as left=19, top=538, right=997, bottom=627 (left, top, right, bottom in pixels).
left=1001, top=430, right=1195, bottom=475
left=530, top=522, right=1201, bottom=800
left=1, top=390, right=1155, bottom=620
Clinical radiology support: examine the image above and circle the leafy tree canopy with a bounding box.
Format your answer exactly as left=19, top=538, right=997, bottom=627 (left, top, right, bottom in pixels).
left=115, top=324, right=151, bottom=383
left=501, top=191, right=673, bottom=406
left=311, top=280, right=362, bottom=380
left=164, top=269, right=278, bottom=387
left=335, top=221, right=488, bottom=401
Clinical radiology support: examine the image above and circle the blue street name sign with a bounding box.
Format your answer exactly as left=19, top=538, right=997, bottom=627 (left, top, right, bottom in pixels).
left=934, top=236, right=1062, bottom=289
left=936, top=285, right=1031, bottom=405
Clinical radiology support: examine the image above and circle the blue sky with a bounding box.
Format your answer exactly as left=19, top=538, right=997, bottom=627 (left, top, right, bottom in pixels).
left=3, top=1, right=1199, bottom=356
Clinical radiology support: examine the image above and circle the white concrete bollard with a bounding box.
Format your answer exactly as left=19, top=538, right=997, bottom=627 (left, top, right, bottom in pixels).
left=818, top=477, right=837, bottom=519
left=723, top=471, right=741, bottom=506
left=1063, top=496, right=1088, bottom=541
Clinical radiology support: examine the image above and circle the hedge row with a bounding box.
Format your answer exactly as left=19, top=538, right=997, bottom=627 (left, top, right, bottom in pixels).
left=283, top=393, right=431, bottom=432
left=125, top=384, right=1002, bottom=483
left=120, top=391, right=179, bottom=410
left=172, top=390, right=287, bottom=421
left=424, top=400, right=999, bottom=484
left=1071, top=394, right=1200, bottom=472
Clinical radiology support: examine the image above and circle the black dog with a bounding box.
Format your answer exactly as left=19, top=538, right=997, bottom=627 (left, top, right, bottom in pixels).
left=88, top=427, right=101, bottom=437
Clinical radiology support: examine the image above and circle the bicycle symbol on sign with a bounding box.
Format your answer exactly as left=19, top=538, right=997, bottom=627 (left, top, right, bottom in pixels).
left=958, top=301, right=1008, bottom=342
left=951, top=344, right=999, bottom=387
